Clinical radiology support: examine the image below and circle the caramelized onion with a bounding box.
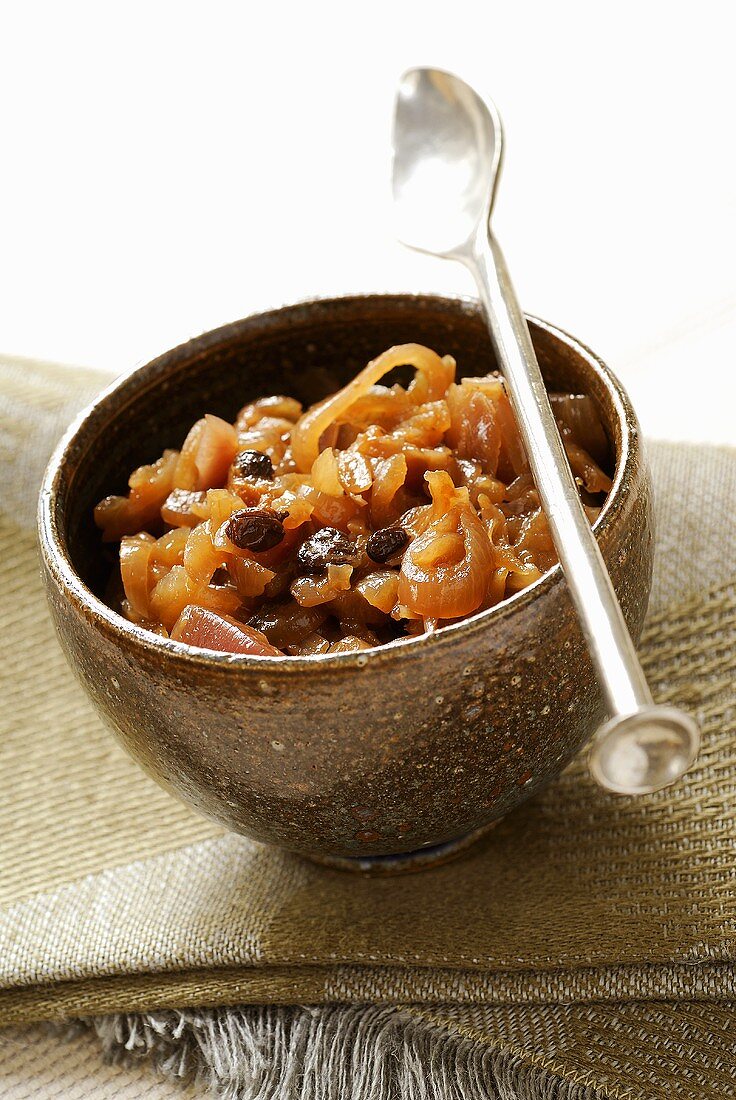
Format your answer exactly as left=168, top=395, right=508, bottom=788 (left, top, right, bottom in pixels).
left=291, top=563, right=353, bottom=607
left=248, top=601, right=328, bottom=649
left=564, top=441, right=612, bottom=494
left=310, top=447, right=344, bottom=496
left=148, top=565, right=241, bottom=631
left=549, top=393, right=609, bottom=467
left=191, top=415, right=239, bottom=489
left=293, top=632, right=331, bottom=656
left=152, top=526, right=189, bottom=568
left=355, top=569, right=400, bottom=614
left=97, top=343, right=612, bottom=655
left=337, top=447, right=373, bottom=494
left=370, top=453, right=408, bottom=528
left=235, top=395, right=302, bottom=430
left=95, top=450, right=179, bottom=541
left=398, top=502, right=494, bottom=620
left=329, top=635, right=372, bottom=653
left=171, top=606, right=282, bottom=656
left=446, top=384, right=502, bottom=475
left=291, top=344, right=454, bottom=472
left=120, top=533, right=155, bottom=619
left=229, top=556, right=275, bottom=599
left=237, top=416, right=294, bottom=465
left=161, top=489, right=206, bottom=528
left=183, top=522, right=227, bottom=584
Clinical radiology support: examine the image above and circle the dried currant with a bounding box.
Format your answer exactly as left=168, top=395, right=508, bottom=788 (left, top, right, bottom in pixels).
left=232, top=449, right=274, bottom=480
left=225, top=509, right=285, bottom=552
left=366, top=526, right=409, bottom=564
left=296, top=527, right=360, bottom=573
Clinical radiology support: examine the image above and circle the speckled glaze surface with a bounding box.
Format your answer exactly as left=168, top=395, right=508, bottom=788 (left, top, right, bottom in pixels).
left=38, top=296, right=654, bottom=862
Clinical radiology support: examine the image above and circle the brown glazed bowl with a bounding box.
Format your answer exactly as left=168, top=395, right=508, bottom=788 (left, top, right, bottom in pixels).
left=38, top=295, right=653, bottom=870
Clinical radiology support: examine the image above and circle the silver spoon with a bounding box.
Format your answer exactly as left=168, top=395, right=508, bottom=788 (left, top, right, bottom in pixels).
left=392, top=67, right=700, bottom=795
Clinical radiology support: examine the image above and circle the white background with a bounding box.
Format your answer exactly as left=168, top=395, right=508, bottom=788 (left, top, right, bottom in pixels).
left=1, top=0, right=734, bottom=447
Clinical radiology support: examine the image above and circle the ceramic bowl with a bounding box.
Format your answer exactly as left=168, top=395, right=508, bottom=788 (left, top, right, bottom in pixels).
left=38, top=295, right=653, bottom=869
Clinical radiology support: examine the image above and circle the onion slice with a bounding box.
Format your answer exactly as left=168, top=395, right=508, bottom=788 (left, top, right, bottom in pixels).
left=398, top=504, right=494, bottom=620
left=291, top=344, right=453, bottom=472
left=170, top=606, right=283, bottom=655
left=120, top=533, right=155, bottom=618
left=549, top=393, right=609, bottom=467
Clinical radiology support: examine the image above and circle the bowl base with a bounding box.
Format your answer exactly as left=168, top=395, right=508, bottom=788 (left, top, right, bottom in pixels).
left=303, top=819, right=501, bottom=876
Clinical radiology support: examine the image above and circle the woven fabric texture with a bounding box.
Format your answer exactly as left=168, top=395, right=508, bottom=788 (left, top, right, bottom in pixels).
left=0, top=1022, right=188, bottom=1100
left=1, top=357, right=735, bottom=1098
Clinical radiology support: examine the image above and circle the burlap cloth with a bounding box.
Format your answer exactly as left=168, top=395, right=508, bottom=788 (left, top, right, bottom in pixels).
left=1, top=355, right=735, bottom=1099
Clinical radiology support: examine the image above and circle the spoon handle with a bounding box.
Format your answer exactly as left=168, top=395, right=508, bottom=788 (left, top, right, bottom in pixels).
left=464, top=231, right=700, bottom=791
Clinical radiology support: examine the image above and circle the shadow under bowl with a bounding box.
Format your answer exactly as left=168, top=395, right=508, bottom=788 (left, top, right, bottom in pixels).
left=38, top=295, right=654, bottom=864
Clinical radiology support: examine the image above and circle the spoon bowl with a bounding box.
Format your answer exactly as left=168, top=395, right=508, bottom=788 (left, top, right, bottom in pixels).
left=393, top=68, right=501, bottom=258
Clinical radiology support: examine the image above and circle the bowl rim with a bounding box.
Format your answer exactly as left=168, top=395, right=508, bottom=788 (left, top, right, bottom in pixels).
left=38, top=292, right=636, bottom=675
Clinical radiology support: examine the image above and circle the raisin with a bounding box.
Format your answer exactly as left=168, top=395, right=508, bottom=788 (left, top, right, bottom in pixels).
left=225, top=509, right=285, bottom=552
left=296, top=527, right=360, bottom=573
left=232, top=449, right=274, bottom=480
left=366, top=526, right=409, bottom=563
